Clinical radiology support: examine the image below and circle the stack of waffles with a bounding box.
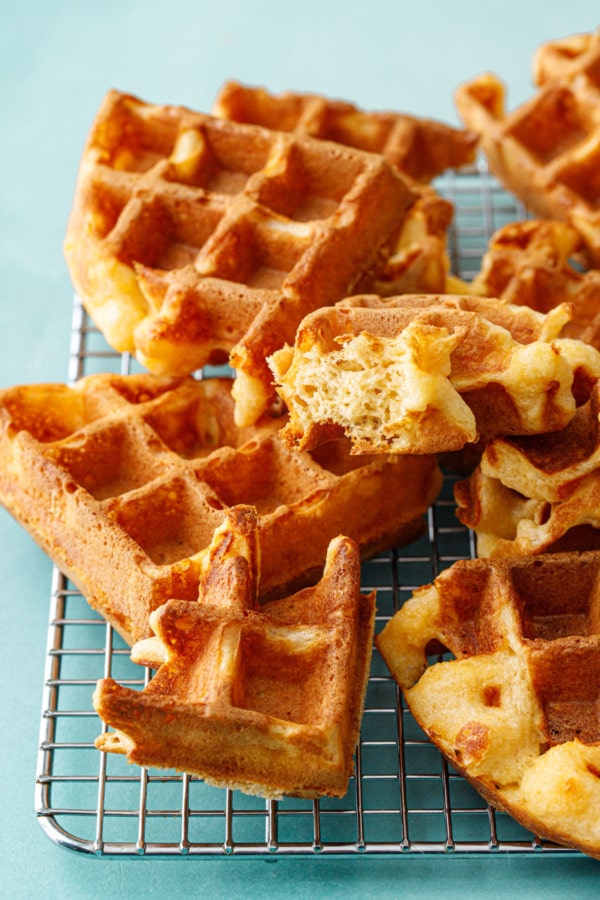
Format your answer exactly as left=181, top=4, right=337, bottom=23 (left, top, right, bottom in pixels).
left=3, top=37, right=600, bottom=848
left=2, top=82, right=477, bottom=800
left=63, top=87, right=474, bottom=427
left=372, top=31, right=600, bottom=860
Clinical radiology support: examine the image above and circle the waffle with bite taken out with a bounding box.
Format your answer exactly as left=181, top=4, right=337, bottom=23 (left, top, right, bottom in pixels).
left=64, top=89, right=416, bottom=427
left=268, top=293, right=600, bottom=455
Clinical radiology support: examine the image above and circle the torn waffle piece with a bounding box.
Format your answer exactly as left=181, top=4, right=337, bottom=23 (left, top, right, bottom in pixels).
left=0, top=372, right=441, bottom=644
left=94, top=505, right=375, bottom=799
left=269, top=293, right=600, bottom=455
left=455, top=381, right=600, bottom=557
left=376, top=551, right=600, bottom=860
left=64, top=88, right=415, bottom=426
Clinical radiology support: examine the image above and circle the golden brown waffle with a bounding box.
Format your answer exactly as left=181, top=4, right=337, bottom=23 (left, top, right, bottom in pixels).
left=94, top=505, right=375, bottom=799
left=213, top=81, right=478, bottom=184
left=533, top=31, right=600, bottom=86
left=455, top=33, right=600, bottom=265
left=376, top=551, right=600, bottom=860
left=369, top=185, right=454, bottom=296
left=458, top=219, right=600, bottom=349
left=214, top=81, right=470, bottom=297
left=0, top=372, right=441, bottom=645
left=269, top=293, right=600, bottom=455
left=455, top=382, right=600, bottom=557
left=64, top=89, right=415, bottom=426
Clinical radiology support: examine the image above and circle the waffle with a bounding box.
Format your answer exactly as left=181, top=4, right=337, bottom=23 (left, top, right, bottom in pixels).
left=268, top=293, right=600, bottom=455
left=94, top=505, right=375, bottom=799
left=368, top=186, right=453, bottom=296
left=533, top=31, right=600, bottom=86
left=0, top=372, right=441, bottom=645
left=212, top=81, right=478, bottom=184
left=455, top=33, right=600, bottom=265
left=214, top=81, right=467, bottom=297
left=460, top=219, right=600, bottom=348
left=455, top=382, right=600, bottom=557
left=64, top=89, right=415, bottom=427
left=376, top=551, right=600, bottom=860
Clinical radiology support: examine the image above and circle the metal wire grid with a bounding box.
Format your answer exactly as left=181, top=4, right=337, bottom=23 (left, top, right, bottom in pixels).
left=34, top=164, right=576, bottom=858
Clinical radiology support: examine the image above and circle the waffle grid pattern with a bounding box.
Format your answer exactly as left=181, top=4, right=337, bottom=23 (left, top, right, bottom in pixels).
left=64, top=90, right=414, bottom=424
left=455, top=39, right=600, bottom=267
left=35, top=163, right=577, bottom=857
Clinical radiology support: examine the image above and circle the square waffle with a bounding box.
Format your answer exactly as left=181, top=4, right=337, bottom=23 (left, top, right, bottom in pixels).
left=455, top=381, right=600, bottom=557
left=376, top=551, right=600, bottom=860
left=455, top=32, right=600, bottom=265
left=0, top=372, right=441, bottom=645
left=268, top=293, right=600, bottom=455
left=64, top=89, right=415, bottom=426
left=457, top=219, right=600, bottom=350
left=94, top=505, right=376, bottom=799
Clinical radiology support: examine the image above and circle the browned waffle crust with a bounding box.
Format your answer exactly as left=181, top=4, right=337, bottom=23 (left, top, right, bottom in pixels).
left=213, top=80, right=477, bottom=184
left=214, top=81, right=473, bottom=298
left=462, top=219, right=600, bottom=349
left=0, top=372, right=441, bottom=644
left=533, top=31, right=600, bottom=86
left=64, top=89, right=416, bottom=425
left=377, top=551, right=600, bottom=859
left=94, top=506, right=376, bottom=799
left=455, top=382, right=600, bottom=557
left=455, top=33, right=600, bottom=266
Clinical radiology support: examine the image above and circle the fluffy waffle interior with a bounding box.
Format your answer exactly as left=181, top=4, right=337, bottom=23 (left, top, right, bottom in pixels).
left=94, top=505, right=376, bottom=799
left=0, top=372, right=440, bottom=644
left=376, top=551, right=600, bottom=859
left=64, top=89, right=416, bottom=426
left=455, top=382, right=600, bottom=557
left=455, top=33, right=600, bottom=266
left=268, top=293, right=600, bottom=455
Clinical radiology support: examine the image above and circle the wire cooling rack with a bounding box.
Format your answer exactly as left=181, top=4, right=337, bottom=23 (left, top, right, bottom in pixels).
left=35, top=162, right=577, bottom=858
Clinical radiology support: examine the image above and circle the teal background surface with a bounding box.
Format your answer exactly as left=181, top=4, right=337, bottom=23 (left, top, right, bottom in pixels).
left=2, top=2, right=600, bottom=896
